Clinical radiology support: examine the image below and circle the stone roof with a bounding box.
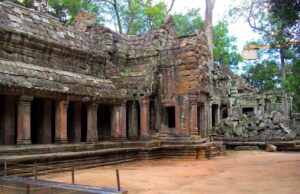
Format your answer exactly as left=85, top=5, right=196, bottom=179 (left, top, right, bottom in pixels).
left=0, top=59, right=125, bottom=98
left=0, top=1, right=105, bottom=56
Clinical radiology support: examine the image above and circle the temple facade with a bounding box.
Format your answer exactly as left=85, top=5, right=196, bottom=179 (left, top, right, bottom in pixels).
left=0, top=1, right=213, bottom=146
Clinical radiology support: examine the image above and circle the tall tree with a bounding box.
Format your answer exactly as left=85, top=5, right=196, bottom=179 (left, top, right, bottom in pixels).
left=213, top=21, right=242, bottom=69
left=229, top=0, right=299, bottom=81
left=205, top=0, right=216, bottom=60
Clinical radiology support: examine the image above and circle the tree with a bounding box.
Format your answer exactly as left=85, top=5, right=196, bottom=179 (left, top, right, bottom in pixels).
left=172, top=9, right=204, bottom=36
left=229, top=0, right=299, bottom=81
left=205, top=0, right=216, bottom=60
left=213, top=21, right=243, bottom=69
left=242, top=60, right=280, bottom=90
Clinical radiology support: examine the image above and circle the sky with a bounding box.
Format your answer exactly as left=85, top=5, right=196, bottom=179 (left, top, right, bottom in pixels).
left=163, top=0, right=261, bottom=52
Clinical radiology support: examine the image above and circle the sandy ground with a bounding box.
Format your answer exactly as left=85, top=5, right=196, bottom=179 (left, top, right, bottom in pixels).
left=40, top=151, right=300, bottom=194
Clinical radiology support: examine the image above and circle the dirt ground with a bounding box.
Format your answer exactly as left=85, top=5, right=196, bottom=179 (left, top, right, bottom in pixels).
left=40, top=151, right=300, bottom=194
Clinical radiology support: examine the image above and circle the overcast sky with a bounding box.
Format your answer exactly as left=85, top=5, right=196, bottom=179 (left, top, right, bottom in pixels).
left=162, top=0, right=261, bottom=52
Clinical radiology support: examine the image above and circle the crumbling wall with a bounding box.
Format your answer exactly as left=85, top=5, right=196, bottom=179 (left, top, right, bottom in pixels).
left=215, top=111, right=296, bottom=141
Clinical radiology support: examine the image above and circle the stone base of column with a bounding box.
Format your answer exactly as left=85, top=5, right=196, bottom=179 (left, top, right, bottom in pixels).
left=17, top=139, right=31, bottom=145
left=127, top=136, right=139, bottom=141
left=55, top=138, right=68, bottom=144
left=190, top=131, right=199, bottom=136
left=140, top=135, right=150, bottom=141
left=85, top=138, right=98, bottom=144
left=110, top=137, right=127, bottom=142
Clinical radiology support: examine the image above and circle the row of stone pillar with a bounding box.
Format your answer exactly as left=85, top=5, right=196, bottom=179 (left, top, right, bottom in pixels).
left=4, top=95, right=152, bottom=145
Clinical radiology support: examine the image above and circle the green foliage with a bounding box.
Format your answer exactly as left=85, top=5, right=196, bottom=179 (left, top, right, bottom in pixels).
left=213, top=21, right=243, bottom=69
left=282, top=47, right=300, bottom=112
left=242, top=60, right=280, bottom=90
left=48, top=0, right=98, bottom=24
left=172, top=9, right=204, bottom=36
left=123, top=0, right=167, bottom=35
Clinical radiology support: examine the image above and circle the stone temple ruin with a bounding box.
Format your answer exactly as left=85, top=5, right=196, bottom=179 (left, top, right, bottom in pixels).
left=211, top=64, right=300, bottom=148
left=0, top=0, right=299, bottom=178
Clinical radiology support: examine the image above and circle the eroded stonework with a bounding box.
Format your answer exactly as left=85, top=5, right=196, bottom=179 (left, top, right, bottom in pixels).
left=0, top=1, right=212, bottom=146
left=0, top=0, right=298, bottom=154
left=211, top=64, right=299, bottom=142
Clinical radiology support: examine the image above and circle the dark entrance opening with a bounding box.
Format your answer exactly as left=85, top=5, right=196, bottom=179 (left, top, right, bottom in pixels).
left=242, top=107, right=254, bottom=115
left=81, top=104, right=87, bottom=142
left=31, top=98, right=53, bottom=144
left=126, top=100, right=141, bottom=139
left=166, top=106, right=175, bottom=128
left=0, top=95, right=17, bottom=145
left=98, top=104, right=112, bottom=140
left=149, top=100, right=156, bottom=133
left=197, top=104, right=203, bottom=134
left=51, top=102, right=56, bottom=143
left=212, top=104, right=218, bottom=127
left=31, top=98, right=41, bottom=144
left=67, top=102, right=75, bottom=142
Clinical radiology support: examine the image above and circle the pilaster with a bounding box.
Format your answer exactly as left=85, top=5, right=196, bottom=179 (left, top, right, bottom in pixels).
left=140, top=97, right=150, bottom=140
left=55, top=100, right=69, bottom=144
left=86, top=102, right=98, bottom=143
left=17, top=95, right=33, bottom=145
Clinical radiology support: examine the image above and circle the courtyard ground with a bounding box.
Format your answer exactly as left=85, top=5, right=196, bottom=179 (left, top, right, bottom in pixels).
left=40, top=151, right=300, bottom=194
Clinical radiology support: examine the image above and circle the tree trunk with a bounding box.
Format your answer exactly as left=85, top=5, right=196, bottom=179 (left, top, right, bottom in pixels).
left=113, top=0, right=123, bottom=34
left=205, top=0, right=215, bottom=61
left=279, top=48, right=286, bottom=80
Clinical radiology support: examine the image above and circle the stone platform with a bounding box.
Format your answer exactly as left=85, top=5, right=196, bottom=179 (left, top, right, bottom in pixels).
left=0, top=140, right=225, bottom=177
left=217, top=139, right=300, bottom=151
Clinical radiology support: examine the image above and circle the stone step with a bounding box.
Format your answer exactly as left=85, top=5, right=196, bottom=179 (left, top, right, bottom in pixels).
left=0, top=142, right=226, bottom=177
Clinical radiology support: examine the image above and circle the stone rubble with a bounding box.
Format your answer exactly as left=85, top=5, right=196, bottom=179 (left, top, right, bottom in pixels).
left=215, top=111, right=297, bottom=141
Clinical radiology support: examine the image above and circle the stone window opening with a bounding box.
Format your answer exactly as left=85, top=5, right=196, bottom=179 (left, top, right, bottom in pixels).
left=242, top=107, right=254, bottom=115
left=166, top=106, right=175, bottom=128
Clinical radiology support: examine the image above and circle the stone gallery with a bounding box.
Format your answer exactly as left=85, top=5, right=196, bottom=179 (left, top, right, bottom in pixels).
left=0, top=0, right=298, bottom=176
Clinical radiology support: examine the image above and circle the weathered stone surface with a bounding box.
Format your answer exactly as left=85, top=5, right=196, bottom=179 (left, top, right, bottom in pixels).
left=266, top=144, right=277, bottom=152
left=215, top=111, right=297, bottom=141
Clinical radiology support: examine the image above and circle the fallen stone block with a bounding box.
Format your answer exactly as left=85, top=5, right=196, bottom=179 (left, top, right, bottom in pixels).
left=266, top=144, right=277, bottom=152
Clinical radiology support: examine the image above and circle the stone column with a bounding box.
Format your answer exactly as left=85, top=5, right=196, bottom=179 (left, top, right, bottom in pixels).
left=17, top=95, right=33, bottom=145
left=208, top=102, right=212, bottom=130
left=190, top=100, right=198, bottom=135
left=111, top=105, right=122, bottom=140
left=40, top=100, right=52, bottom=144
left=282, top=94, right=289, bottom=120
left=204, top=103, right=210, bottom=138
left=86, top=102, right=98, bottom=143
left=140, top=97, right=150, bottom=140
left=128, top=101, right=139, bottom=139
left=120, top=102, right=127, bottom=139
left=55, top=100, right=69, bottom=143
left=2, top=96, right=16, bottom=145
left=73, top=102, right=82, bottom=143
left=200, top=105, right=205, bottom=137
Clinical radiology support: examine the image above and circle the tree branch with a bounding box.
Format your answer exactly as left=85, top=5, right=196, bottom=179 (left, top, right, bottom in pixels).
left=166, top=0, right=176, bottom=15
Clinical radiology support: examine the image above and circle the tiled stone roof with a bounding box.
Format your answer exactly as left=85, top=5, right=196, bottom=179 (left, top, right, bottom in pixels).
left=0, top=59, right=125, bottom=98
